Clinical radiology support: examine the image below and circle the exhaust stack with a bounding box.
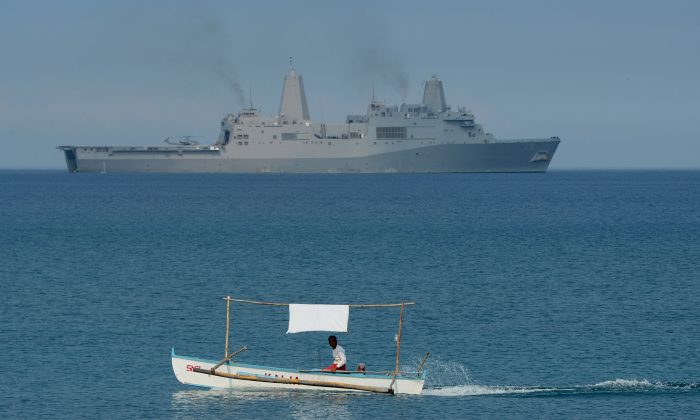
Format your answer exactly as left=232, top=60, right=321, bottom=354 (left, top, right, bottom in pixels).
left=278, top=58, right=310, bottom=123
left=422, top=75, right=447, bottom=113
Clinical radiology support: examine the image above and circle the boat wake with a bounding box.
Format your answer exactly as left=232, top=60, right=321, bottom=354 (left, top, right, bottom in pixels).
left=423, top=379, right=699, bottom=397
left=423, top=384, right=560, bottom=396
left=417, top=359, right=699, bottom=397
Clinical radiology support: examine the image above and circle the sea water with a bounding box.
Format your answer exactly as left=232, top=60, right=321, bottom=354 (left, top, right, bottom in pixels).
left=1, top=170, right=699, bottom=418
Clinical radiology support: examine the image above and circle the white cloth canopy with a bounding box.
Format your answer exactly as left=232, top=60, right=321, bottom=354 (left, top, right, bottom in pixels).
left=287, top=304, right=349, bottom=333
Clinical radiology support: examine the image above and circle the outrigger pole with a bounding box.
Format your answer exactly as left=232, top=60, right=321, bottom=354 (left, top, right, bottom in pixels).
left=388, top=303, right=405, bottom=392
left=191, top=368, right=395, bottom=393
left=395, top=303, right=405, bottom=374
left=223, top=297, right=415, bottom=308
left=224, top=297, right=231, bottom=357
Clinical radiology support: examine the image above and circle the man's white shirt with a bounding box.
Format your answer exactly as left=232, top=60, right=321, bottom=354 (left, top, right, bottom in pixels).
left=333, top=344, right=346, bottom=368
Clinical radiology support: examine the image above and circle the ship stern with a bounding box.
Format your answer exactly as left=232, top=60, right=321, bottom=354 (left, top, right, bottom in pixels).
left=57, top=146, right=78, bottom=173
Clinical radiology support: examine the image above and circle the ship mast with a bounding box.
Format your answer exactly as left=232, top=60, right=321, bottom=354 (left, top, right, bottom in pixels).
left=278, top=56, right=310, bottom=123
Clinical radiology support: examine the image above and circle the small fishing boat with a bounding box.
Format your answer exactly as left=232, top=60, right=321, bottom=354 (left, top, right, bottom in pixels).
left=172, top=297, right=428, bottom=395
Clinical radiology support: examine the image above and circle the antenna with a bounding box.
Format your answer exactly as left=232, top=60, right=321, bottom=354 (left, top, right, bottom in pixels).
left=289, top=56, right=294, bottom=71
left=249, top=86, right=253, bottom=109
left=372, top=82, right=375, bottom=102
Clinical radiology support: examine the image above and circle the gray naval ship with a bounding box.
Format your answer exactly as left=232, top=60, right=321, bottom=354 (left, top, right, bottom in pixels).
left=58, top=64, right=560, bottom=173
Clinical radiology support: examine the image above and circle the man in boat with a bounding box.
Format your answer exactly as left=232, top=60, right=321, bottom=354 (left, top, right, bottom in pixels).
left=324, top=335, right=346, bottom=371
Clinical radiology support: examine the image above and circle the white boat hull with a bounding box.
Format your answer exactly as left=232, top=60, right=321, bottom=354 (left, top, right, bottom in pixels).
left=171, top=349, right=424, bottom=395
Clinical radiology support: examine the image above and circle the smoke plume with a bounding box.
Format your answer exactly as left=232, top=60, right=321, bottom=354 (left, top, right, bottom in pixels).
left=212, top=57, right=246, bottom=107
left=180, top=9, right=246, bottom=107
left=356, top=47, right=409, bottom=101
left=344, top=17, right=410, bottom=102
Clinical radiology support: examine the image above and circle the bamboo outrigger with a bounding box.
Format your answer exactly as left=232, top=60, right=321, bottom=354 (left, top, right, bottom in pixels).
left=171, top=296, right=427, bottom=395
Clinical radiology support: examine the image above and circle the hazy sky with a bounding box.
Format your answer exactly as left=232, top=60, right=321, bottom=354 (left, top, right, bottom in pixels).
left=1, top=0, right=699, bottom=169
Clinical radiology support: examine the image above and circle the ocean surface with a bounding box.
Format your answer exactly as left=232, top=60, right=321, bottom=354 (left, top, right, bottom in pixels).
left=1, top=170, right=699, bottom=418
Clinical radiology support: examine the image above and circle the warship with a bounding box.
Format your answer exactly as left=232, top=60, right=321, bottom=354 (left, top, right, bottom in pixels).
left=58, top=63, right=560, bottom=173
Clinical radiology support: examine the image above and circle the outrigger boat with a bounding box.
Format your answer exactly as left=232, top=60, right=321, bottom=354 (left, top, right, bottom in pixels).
left=172, top=297, right=428, bottom=395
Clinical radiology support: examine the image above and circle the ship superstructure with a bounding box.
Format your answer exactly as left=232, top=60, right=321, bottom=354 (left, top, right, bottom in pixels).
left=58, top=64, right=559, bottom=173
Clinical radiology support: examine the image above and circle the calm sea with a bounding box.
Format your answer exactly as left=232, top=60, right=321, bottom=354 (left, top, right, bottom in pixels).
left=1, top=170, right=699, bottom=418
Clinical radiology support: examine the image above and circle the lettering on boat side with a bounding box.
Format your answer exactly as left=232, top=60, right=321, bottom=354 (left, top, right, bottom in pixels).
left=186, top=365, right=201, bottom=372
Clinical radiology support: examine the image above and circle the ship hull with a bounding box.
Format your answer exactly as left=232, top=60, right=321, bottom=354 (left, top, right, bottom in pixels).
left=60, top=139, right=559, bottom=173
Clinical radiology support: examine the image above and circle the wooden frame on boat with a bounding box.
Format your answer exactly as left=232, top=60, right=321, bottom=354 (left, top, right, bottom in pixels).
left=171, top=296, right=427, bottom=395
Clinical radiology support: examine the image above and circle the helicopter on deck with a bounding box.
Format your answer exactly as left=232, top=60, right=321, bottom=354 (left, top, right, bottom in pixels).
left=163, top=136, right=202, bottom=146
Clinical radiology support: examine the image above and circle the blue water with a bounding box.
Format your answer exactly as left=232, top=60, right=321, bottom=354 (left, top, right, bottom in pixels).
left=1, top=170, right=699, bottom=418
